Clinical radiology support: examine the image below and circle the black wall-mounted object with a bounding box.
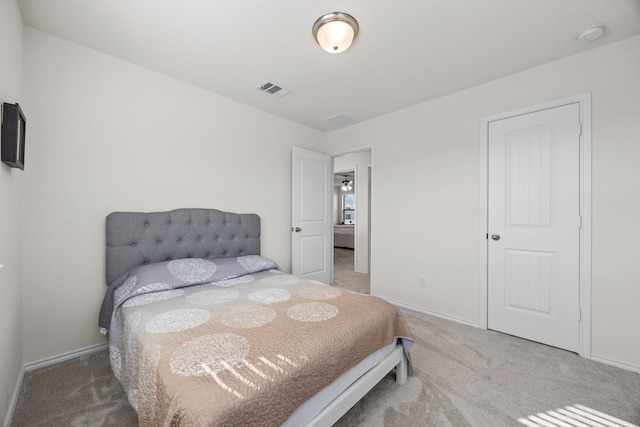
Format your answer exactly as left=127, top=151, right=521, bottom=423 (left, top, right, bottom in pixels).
left=1, top=102, right=26, bottom=170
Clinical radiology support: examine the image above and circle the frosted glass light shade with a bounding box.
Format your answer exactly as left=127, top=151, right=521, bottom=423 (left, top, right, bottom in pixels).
left=313, top=12, right=359, bottom=54
left=316, top=20, right=354, bottom=53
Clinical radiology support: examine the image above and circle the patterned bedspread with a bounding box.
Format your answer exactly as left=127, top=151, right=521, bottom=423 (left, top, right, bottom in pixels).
left=100, top=255, right=413, bottom=426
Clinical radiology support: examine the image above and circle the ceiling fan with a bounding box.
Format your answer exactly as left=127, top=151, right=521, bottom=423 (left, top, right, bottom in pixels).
left=340, top=176, right=353, bottom=192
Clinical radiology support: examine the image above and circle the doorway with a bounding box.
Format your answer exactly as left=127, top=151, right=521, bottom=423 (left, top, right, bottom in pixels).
left=480, top=93, right=592, bottom=357
left=333, top=150, right=372, bottom=294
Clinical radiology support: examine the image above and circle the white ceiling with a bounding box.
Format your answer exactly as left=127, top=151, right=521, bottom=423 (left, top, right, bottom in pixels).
left=18, top=0, right=640, bottom=132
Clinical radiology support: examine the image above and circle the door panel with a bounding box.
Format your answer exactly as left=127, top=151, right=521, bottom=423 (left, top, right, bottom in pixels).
left=488, top=103, right=580, bottom=352
left=505, top=249, right=553, bottom=314
left=507, top=128, right=552, bottom=226
left=292, top=147, right=332, bottom=283
left=300, top=235, right=327, bottom=276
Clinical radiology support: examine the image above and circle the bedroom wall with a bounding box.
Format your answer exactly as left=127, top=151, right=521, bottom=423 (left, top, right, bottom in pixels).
left=323, top=35, right=640, bottom=369
left=0, top=0, right=24, bottom=420
left=20, top=28, right=323, bottom=363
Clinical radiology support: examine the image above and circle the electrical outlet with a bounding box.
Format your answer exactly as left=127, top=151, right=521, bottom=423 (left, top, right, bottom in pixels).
left=418, top=277, right=426, bottom=288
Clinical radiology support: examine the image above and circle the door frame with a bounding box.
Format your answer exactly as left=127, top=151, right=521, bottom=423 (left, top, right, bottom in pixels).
left=331, top=145, right=374, bottom=290
left=479, top=92, right=592, bottom=358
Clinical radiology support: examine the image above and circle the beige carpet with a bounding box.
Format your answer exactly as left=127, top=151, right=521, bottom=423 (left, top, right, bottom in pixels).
left=333, top=247, right=370, bottom=294
left=336, top=308, right=640, bottom=426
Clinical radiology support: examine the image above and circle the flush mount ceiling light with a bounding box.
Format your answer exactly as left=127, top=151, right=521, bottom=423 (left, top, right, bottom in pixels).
left=577, top=24, right=606, bottom=42
left=312, top=12, right=359, bottom=54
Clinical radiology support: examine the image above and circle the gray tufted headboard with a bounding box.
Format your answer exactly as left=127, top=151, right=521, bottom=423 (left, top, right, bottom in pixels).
left=105, top=208, right=260, bottom=285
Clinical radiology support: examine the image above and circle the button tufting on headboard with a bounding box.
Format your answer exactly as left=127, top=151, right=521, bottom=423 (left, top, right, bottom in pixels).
left=105, top=208, right=260, bottom=285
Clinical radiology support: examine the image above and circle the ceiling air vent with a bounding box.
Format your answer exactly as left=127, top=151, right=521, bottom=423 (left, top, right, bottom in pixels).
left=257, top=82, right=290, bottom=99
left=324, top=112, right=358, bottom=127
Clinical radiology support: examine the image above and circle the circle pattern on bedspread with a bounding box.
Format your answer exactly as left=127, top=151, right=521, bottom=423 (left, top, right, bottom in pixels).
left=260, top=274, right=300, bottom=287
left=186, top=288, right=239, bottom=306
left=110, top=345, right=122, bottom=380
left=298, top=285, right=342, bottom=300
left=127, top=389, right=139, bottom=412
left=287, top=302, right=339, bottom=322
left=115, top=276, right=138, bottom=305
left=237, top=255, right=273, bottom=272
left=221, top=304, right=276, bottom=328
left=138, top=342, right=161, bottom=421
left=137, top=282, right=171, bottom=293
left=125, top=311, right=142, bottom=334
left=145, top=308, right=210, bottom=333
left=247, top=288, right=291, bottom=305
left=170, top=333, right=250, bottom=376
left=124, top=288, right=184, bottom=307
left=213, top=275, right=255, bottom=287
left=167, top=258, right=217, bottom=282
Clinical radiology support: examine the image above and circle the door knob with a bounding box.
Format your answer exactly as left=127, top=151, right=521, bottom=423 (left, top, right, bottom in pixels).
left=292, top=227, right=302, bottom=232
left=491, top=234, right=500, bottom=241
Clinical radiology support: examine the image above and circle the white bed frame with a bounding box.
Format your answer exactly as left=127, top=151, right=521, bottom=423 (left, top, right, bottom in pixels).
left=305, top=345, right=408, bottom=426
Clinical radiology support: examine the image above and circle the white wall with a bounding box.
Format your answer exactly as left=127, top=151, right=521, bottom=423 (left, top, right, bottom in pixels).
left=0, top=0, right=23, bottom=420
left=324, top=36, right=640, bottom=368
left=334, top=151, right=371, bottom=274
left=21, top=28, right=323, bottom=363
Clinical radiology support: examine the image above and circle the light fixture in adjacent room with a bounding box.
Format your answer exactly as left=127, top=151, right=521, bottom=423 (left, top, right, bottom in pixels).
left=577, top=24, right=606, bottom=42
left=341, top=177, right=353, bottom=192
left=312, top=12, right=359, bottom=53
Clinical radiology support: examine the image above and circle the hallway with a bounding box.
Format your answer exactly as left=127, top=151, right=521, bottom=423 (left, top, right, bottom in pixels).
left=333, top=248, right=370, bottom=294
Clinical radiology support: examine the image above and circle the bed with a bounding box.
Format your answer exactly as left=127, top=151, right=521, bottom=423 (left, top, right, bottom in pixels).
left=99, top=208, right=413, bottom=426
left=333, top=224, right=355, bottom=249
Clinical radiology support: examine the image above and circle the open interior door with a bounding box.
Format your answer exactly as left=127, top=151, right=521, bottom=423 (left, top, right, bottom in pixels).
left=292, top=147, right=332, bottom=283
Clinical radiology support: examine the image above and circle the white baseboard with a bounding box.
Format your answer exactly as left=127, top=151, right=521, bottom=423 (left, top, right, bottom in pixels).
left=591, top=354, right=640, bottom=374
left=381, top=297, right=480, bottom=329
left=24, top=342, right=108, bottom=372
left=383, top=297, right=640, bottom=375
left=4, top=365, right=25, bottom=427
left=4, top=342, right=108, bottom=427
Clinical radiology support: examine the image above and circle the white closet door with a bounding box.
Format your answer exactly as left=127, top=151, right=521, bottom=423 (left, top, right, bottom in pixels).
left=488, top=103, right=581, bottom=352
